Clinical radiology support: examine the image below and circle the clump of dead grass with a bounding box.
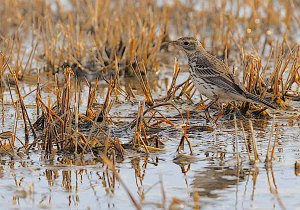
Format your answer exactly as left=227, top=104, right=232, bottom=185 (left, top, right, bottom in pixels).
left=0, top=0, right=300, bottom=158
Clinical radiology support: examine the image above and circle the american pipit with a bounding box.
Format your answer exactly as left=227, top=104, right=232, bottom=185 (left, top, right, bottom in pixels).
left=169, top=37, right=276, bottom=116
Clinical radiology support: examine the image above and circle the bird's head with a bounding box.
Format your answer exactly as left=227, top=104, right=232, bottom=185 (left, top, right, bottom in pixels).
left=170, top=37, right=201, bottom=55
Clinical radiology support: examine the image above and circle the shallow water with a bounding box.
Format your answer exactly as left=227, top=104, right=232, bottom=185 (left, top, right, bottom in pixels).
left=1, top=0, right=300, bottom=208
left=1, top=66, right=300, bottom=210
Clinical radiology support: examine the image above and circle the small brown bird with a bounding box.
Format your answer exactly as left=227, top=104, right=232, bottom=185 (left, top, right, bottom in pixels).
left=170, top=37, right=276, bottom=111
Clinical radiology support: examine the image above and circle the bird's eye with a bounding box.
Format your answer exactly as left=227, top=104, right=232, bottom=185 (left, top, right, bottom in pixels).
left=183, top=41, right=189, bottom=45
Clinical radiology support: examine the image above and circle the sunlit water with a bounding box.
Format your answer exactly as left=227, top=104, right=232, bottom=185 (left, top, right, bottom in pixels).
left=1, top=0, right=300, bottom=208
left=1, top=65, right=300, bottom=210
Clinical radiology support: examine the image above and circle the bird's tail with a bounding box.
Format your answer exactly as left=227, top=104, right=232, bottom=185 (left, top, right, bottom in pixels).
left=245, top=93, right=276, bottom=109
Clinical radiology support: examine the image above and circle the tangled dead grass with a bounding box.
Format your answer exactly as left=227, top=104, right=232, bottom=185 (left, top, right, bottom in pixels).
left=0, top=0, right=300, bottom=162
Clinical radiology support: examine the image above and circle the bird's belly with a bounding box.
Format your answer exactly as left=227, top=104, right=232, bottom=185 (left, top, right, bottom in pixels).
left=191, top=77, right=219, bottom=99
left=189, top=68, right=248, bottom=103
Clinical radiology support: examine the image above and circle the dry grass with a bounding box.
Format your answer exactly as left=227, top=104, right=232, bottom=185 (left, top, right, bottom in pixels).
left=0, top=1, right=298, bottom=78
left=0, top=0, right=299, bottom=160
left=1, top=2, right=300, bottom=209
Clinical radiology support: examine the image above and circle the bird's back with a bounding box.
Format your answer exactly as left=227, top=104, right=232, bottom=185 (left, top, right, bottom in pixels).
left=188, top=49, right=246, bottom=99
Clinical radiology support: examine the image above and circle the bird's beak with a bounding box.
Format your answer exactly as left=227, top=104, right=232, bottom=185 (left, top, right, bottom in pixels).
left=161, top=40, right=178, bottom=47
left=160, top=40, right=178, bottom=50
left=170, top=40, right=178, bottom=45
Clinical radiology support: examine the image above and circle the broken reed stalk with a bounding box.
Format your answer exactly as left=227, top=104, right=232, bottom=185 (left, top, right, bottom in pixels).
left=0, top=58, right=5, bottom=126
left=22, top=40, right=38, bottom=74
left=111, top=55, right=122, bottom=102
left=133, top=102, right=149, bottom=153
left=240, top=121, right=252, bottom=162
left=11, top=109, right=19, bottom=153
left=96, top=76, right=114, bottom=122
left=177, top=134, right=193, bottom=155
left=46, top=96, right=53, bottom=153
left=265, top=115, right=276, bottom=162
left=144, top=104, right=176, bottom=127
left=101, top=155, right=142, bottom=210
left=54, top=74, right=61, bottom=111
left=268, top=39, right=300, bottom=101
left=177, top=108, right=193, bottom=155
left=249, top=119, right=260, bottom=162
left=178, top=78, right=195, bottom=100
left=143, top=102, right=185, bottom=126
left=270, top=124, right=280, bottom=162
left=101, top=72, right=130, bottom=102
left=149, top=115, right=175, bottom=127
left=86, top=78, right=99, bottom=118
left=74, top=75, right=79, bottom=155
left=36, top=68, right=40, bottom=116
left=0, top=109, right=24, bottom=156
left=7, top=64, right=37, bottom=143
left=61, top=67, right=73, bottom=145
left=131, top=61, right=154, bottom=106
left=283, top=46, right=300, bottom=95
left=1, top=94, right=3, bottom=127
left=265, top=165, right=287, bottom=210
left=0, top=132, right=14, bottom=156
left=234, top=114, right=240, bottom=165
left=165, top=58, right=181, bottom=100
left=126, top=84, right=136, bottom=100
left=193, top=191, right=200, bottom=210
left=0, top=52, right=9, bottom=85
left=159, top=175, right=167, bottom=209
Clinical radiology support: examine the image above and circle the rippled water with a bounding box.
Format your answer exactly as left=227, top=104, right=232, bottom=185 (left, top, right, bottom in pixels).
left=1, top=66, right=300, bottom=210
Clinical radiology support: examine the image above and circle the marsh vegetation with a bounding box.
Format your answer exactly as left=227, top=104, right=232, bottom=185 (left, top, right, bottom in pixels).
left=0, top=0, right=300, bottom=209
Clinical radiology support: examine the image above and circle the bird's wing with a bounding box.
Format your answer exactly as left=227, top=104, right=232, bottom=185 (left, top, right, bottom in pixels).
left=202, top=73, right=245, bottom=95
left=192, top=56, right=245, bottom=95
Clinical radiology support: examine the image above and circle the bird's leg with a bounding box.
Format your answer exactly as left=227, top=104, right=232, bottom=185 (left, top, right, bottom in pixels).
left=214, top=102, right=224, bottom=124
left=204, top=98, right=217, bottom=122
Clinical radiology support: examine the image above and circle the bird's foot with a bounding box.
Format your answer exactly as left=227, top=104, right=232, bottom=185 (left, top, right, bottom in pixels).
left=214, top=110, right=223, bottom=124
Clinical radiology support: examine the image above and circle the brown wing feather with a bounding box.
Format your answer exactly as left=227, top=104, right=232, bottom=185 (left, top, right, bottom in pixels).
left=191, top=53, right=245, bottom=96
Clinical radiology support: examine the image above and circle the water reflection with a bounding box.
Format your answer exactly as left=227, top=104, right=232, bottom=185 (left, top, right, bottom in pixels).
left=192, top=166, right=245, bottom=198
left=0, top=143, right=299, bottom=210
left=0, top=70, right=299, bottom=209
